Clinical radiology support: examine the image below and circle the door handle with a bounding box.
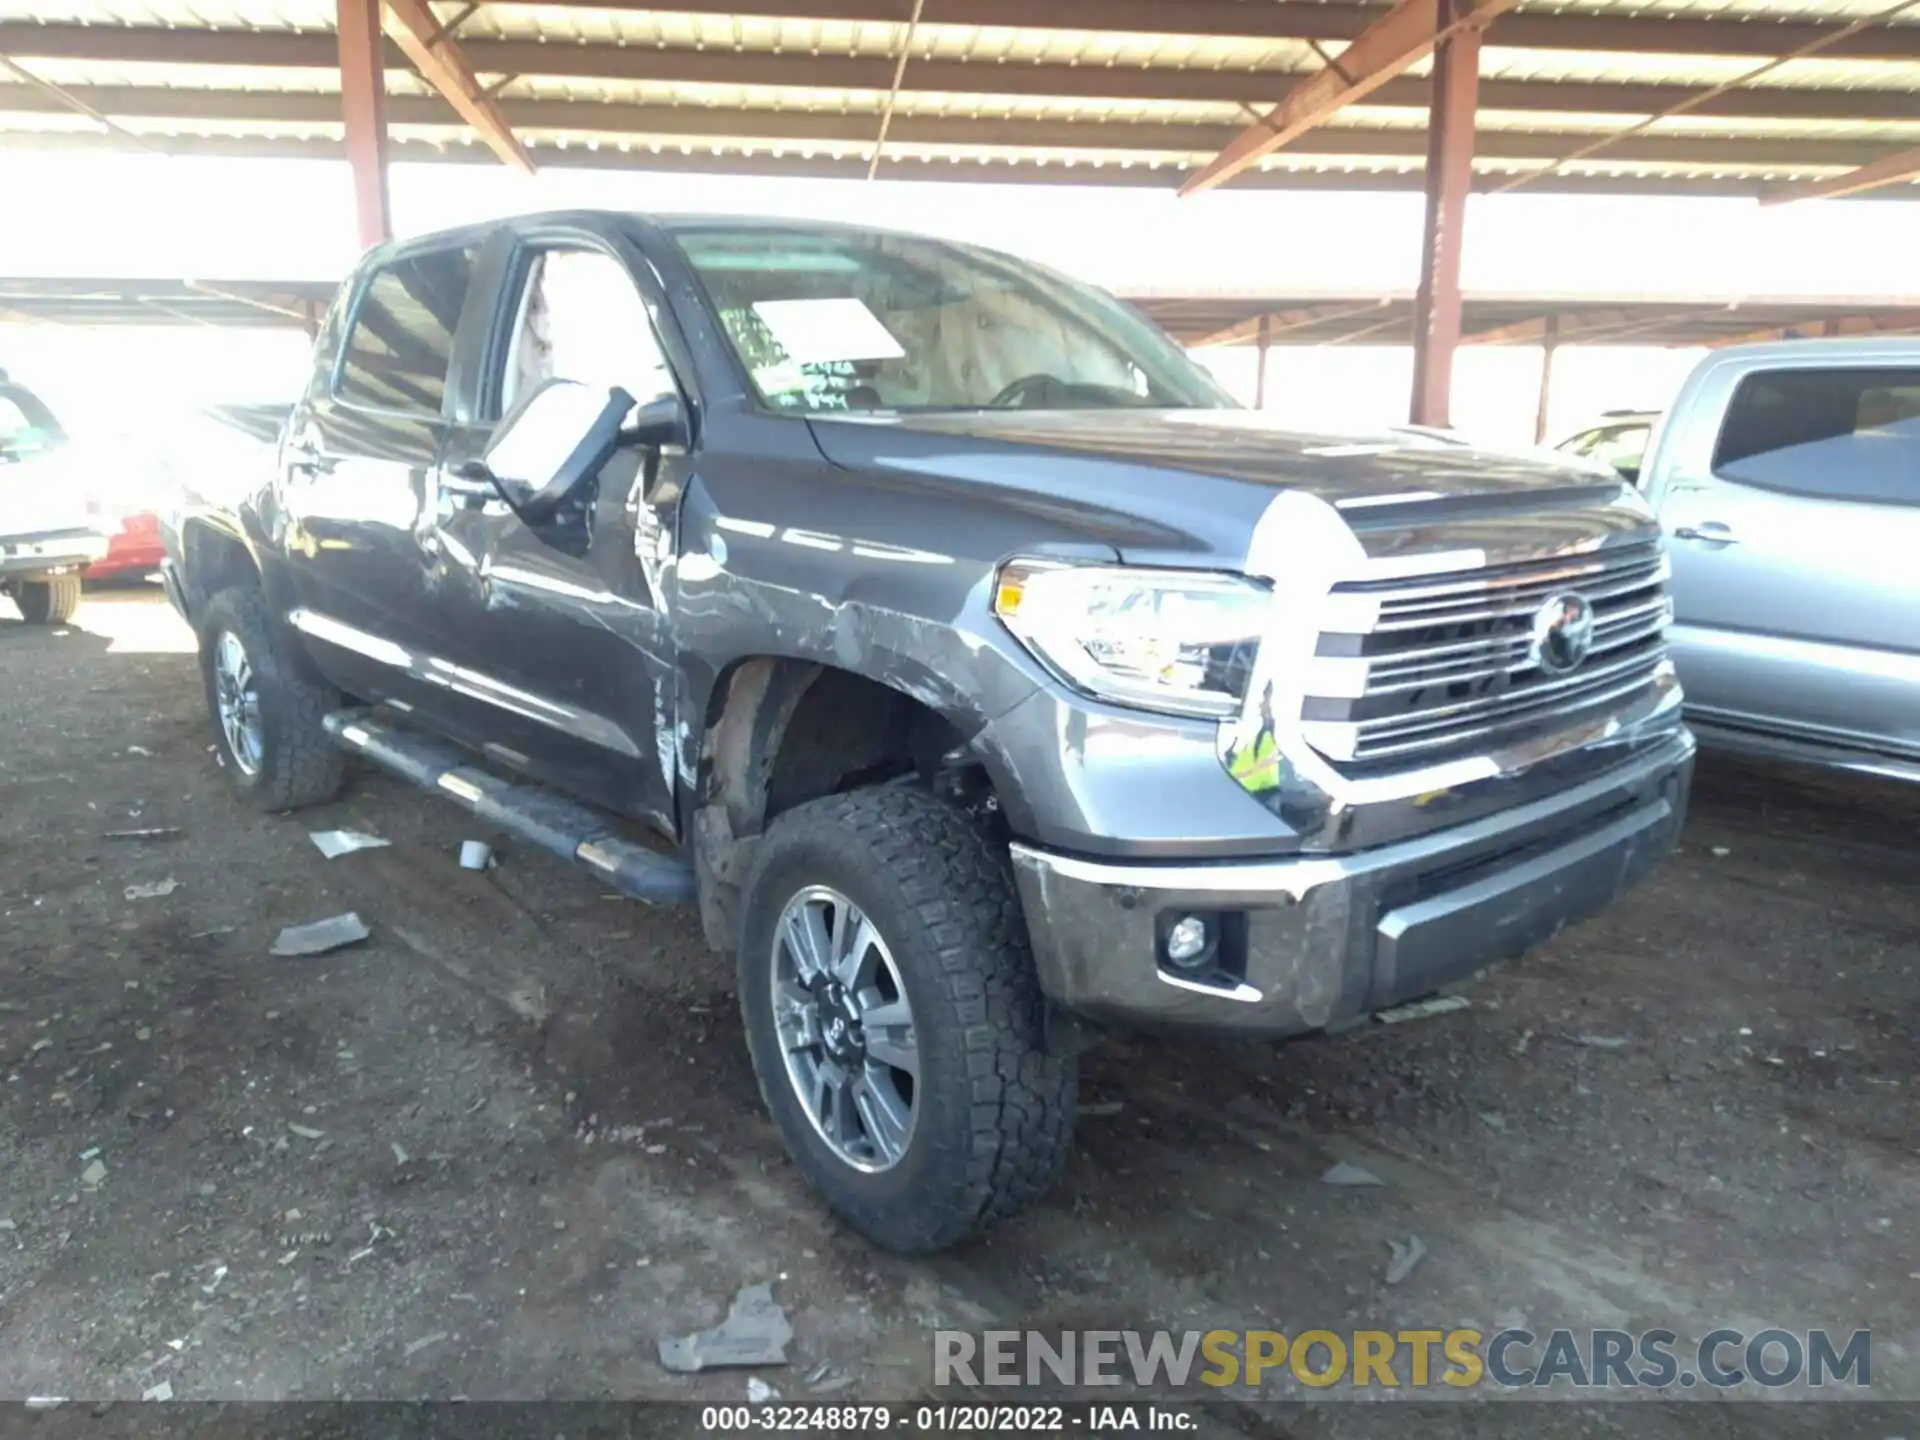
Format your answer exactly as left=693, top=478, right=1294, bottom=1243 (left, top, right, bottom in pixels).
left=1672, top=521, right=1739, bottom=546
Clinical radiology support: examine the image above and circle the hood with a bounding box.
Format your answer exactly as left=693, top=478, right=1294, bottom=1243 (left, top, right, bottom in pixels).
left=805, top=408, right=1624, bottom=564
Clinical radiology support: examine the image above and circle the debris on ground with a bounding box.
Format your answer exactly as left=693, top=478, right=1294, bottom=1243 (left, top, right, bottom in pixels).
left=1711, top=846, right=1731, bottom=857
left=271, top=913, right=371, bottom=957
left=141, top=1381, right=173, bottom=1402
left=80, top=1159, right=106, bottom=1188
left=124, top=879, right=180, bottom=901
left=126, top=745, right=154, bottom=757
left=287, top=1123, right=325, bottom=1141
left=658, top=1282, right=793, bottom=1373
left=1079, top=1100, right=1124, bottom=1118
left=390, top=1142, right=410, bottom=1164
left=1568, top=1034, right=1630, bottom=1050
left=1479, top=1112, right=1508, bottom=1131
left=746, top=1378, right=778, bottom=1402
left=1376, top=995, right=1471, bottom=1025
left=1512, top=1028, right=1535, bottom=1056
left=1385, top=1234, right=1428, bottom=1286
left=310, top=830, right=391, bottom=859
left=104, top=828, right=184, bottom=842
left=1320, top=1161, right=1385, bottom=1187
left=458, top=840, right=494, bottom=872
left=403, top=1331, right=449, bottom=1357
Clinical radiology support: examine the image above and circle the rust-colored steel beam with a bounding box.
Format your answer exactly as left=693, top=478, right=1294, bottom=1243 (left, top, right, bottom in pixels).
left=1178, top=0, right=1519, bottom=197
left=1253, top=314, right=1272, bottom=408
left=1, top=84, right=1911, bottom=173
left=336, top=0, right=390, bottom=250
left=310, top=0, right=1920, bottom=60
left=383, top=0, right=534, bottom=173
left=1408, top=0, right=1481, bottom=428
left=1765, top=144, right=1920, bottom=204
left=1190, top=299, right=1394, bottom=349
left=1708, top=310, right=1920, bottom=346
left=6, top=24, right=1920, bottom=124
left=1498, top=0, right=1920, bottom=193
left=1533, top=313, right=1558, bottom=444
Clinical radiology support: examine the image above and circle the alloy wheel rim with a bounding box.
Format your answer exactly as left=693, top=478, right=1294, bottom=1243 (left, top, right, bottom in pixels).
left=213, top=630, right=264, bottom=777
left=770, top=884, right=919, bottom=1173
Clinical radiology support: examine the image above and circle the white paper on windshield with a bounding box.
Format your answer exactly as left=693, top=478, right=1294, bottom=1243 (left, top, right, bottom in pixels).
left=752, top=298, right=905, bottom=365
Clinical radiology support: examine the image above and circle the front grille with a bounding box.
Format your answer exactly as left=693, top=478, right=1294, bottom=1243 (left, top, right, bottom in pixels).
left=1299, top=538, right=1672, bottom=776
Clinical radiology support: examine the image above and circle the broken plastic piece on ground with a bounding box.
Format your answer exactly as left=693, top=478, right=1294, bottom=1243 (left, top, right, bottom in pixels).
left=1385, top=1233, right=1428, bottom=1285
left=1321, top=1161, right=1384, bottom=1187
left=104, top=827, right=184, bottom=841
left=125, top=879, right=180, bottom=901
left=1568, top=1033, right=1630, bottom=1050
left=310, top=829, right=391, bottom=859
left=459, top=840, right=493, bottom=871
left=1375, top=994, right=1470, bottom=1025
left=657, top=1282, right=793, bottom=1373
left=272, top=913, right=371, bottom=957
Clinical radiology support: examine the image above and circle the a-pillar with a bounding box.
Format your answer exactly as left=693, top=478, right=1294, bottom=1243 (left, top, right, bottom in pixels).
left=1408, top=0, right=1483, bottom=428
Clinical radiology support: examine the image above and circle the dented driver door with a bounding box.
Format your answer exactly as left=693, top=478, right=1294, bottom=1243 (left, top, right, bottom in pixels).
left=428, top=234, right=686, bottom=835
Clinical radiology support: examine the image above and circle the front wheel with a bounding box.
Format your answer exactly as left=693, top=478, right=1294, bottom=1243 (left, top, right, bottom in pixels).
left=196, top=585, right=345, bottom=811
left=739, top=785, right=1076, bottom=1253
left=15, top=574, right=80, bottom=625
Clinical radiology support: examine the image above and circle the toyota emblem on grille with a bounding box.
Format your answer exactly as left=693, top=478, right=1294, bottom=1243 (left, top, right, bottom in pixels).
left=1530, top=592, right=1595, bottom=675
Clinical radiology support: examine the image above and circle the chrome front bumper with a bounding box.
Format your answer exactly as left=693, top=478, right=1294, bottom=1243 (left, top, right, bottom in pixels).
left=1010, top=730, right=1693, bottom=1039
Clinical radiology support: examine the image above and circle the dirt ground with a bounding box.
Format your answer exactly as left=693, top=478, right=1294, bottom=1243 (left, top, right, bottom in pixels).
left=2, top=587, right=1917, bottom=1431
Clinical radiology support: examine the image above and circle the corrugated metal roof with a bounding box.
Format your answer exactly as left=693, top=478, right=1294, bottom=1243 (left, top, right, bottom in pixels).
left=0, top=0, right=1915, bottom=194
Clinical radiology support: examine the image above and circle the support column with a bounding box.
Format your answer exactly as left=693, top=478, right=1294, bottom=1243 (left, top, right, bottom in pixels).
left=1254, top=313, right=1272, bottom=411
left=338, top=0, right=391, bottom=252
left=1533, top=312, right=1559, bottom=444
left=1408, top=0, right=1481, bottom=429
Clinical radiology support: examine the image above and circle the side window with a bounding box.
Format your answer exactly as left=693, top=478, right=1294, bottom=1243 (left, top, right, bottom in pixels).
left=335, top=246, right=480, bottom=416
left=498, top=249, right=676, bottom=418
left=1712, top=366, right=1920, bottom=505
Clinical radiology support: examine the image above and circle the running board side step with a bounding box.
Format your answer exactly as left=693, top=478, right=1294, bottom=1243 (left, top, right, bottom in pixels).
left=322, top=710, right=697, bottom=906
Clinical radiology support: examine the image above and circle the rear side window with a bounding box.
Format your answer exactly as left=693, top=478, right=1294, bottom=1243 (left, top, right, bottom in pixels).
left=335, top=246, right=480, bottom=415
left=1713, top=367, right=1920, bottom=504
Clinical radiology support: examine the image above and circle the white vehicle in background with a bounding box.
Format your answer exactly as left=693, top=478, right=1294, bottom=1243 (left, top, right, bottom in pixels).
left=1, top=371, right=107, bottom=625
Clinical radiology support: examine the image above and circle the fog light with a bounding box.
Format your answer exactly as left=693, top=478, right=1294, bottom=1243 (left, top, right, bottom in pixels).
left=1164, top=914, right=1211, bottom=968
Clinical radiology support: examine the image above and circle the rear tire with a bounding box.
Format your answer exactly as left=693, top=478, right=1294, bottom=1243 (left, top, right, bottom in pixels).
left=16, top=574, right=80, bottom=625
left=197, top=585, right=344, bottom=812
left=738, top=785, right=1076, bottom=1253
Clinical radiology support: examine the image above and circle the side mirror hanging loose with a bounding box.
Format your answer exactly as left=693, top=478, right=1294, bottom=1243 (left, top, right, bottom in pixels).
left=483, top=379, right=637, bottom=523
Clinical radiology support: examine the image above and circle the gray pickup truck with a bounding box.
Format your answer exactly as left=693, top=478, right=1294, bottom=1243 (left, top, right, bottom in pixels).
left=162, top=211, right=1693, bottom=1252
left=1638, top=340, right=1920, bottom=783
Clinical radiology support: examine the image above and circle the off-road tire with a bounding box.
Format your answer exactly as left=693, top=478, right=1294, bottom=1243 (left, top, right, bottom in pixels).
left=197, top=585, right=345, bottom=812
left=16, top=574, right=80, bottom=625
left=739, top=784, right=1076, bottom=1253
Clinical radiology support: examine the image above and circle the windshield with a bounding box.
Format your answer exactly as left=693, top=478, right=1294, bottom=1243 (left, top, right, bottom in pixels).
left=672, top=225, right=1232, bottom=414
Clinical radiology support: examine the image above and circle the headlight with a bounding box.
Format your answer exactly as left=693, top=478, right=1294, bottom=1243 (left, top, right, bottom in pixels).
left=993, top=560, right=1271, bottom=719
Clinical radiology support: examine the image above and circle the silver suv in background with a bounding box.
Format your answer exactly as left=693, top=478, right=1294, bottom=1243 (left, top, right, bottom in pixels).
left=1639, top=340, right=1920, bottom=782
